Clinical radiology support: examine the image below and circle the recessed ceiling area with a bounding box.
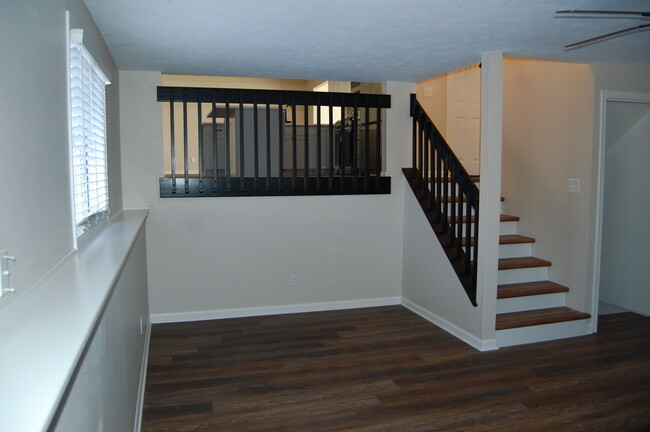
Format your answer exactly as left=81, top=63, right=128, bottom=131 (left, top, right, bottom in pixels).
left=84, top=0, right=650, bottom=83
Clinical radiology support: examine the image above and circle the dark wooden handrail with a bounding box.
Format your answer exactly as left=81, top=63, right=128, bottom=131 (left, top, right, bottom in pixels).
left=157, top=87, right=391, bottom=197
left=404, top=94, right=479, bottom=306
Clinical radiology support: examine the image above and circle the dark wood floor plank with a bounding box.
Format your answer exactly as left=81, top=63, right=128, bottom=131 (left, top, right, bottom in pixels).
left=141, top=307, right=650, bottom=431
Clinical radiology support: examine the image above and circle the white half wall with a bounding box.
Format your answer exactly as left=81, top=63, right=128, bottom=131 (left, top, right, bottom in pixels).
left=51, top=224, right=150, bottom=432
left=120, top=73, right=410, bottom=317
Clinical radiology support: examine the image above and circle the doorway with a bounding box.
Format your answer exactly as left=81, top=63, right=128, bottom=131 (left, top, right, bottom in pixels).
left=594, top=91, right=650, bottom=325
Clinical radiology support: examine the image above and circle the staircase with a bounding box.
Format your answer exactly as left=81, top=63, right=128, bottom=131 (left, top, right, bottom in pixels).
left=407, top=94, right=591, bottom=349
left=495, top=210, right=591, bottom=347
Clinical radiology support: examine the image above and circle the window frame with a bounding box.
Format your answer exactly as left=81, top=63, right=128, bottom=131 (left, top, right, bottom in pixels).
left=67, top=30, right=111, bottom=240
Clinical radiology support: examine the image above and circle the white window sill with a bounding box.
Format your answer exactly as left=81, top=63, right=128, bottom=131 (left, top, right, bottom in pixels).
left=0, top=209, right=149, bottom=432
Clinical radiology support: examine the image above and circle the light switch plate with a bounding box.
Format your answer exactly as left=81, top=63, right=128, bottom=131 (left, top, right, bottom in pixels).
left=568, top=178, right=580, bottom=194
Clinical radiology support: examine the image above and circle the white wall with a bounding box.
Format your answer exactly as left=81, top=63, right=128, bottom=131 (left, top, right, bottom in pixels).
left=51, top=228, right=150, bottom=432
left=416, top=74, right=448, bottom=139
left=402, top=188, right=485, bottom=344
left=599, top=107, right=650, bottom=315
left=502, top=59, right=594, bottom=311
left=120, top=72, right=409, bottom=319
left=0, top=0, right=121, bottom=311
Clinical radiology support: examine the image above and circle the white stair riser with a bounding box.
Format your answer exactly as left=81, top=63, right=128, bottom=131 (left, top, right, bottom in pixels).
left=499, top=243, right=532, bottom=259
left=499, top=221, right=518, bottom=235
left=497, top=292, right=566, bottom=314
left=498, top=266, right=548, bottom=285
left=496, top=319, right=590, bottom=347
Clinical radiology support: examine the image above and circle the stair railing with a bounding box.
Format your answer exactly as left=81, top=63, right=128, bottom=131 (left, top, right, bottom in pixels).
left=157, top=87, right=391, bottom=197
left=404, top=94, right=479, bottom=306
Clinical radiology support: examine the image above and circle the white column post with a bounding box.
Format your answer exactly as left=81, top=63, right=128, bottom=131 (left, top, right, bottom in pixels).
left=477, top=51, right=503, bottom=346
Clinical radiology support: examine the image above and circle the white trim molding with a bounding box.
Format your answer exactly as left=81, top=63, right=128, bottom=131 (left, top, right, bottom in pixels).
left=401, top=297, right=498, bottom=352
left=150, top=297, right=402, bottom=324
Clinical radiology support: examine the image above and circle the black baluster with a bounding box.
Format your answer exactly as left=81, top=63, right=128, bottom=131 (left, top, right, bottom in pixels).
left=376, top=105, right=382, bottom=188
left=304, top=99, right=309, bottom=191
left=198, top=101, right=204, bottom=194
left=183, top=93, right=189, bottom=194
left=170, top=97, right=176, bottom=194
left=278, top=100, right=284, bottom=192
left=253, top=94, right=259, bottom=192
left=292, top=95, right=297, bottom=192
left=316, top=100, right=322, bottom=192
left=212, top=97, right=218, bottom=193
left=364, top=97, right=370, bottom=191
left=329, top=98, right=334, bottom=192
left=239, top=93, right=245, bottom=192
left=266, top=95, right=271, bottom=192
left=225, top=99, right=231, bottom=193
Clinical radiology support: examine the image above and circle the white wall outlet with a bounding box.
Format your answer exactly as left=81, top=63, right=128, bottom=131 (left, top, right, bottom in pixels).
left=290, top=273, right=298, bottom=286
left=424, top=86, right=433, bottom=97
left=568, top=178, right=580, bottom=194
left=191, top=156, right=196, bottom=163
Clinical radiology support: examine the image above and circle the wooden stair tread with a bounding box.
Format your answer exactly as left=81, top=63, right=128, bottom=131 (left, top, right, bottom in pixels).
left=496, top=307, right=591, bottom=330
left=499, top=234, right=535, bottom=245
left=462, top=235, right=536, bottom=247
left=499, top=256, right=551, bottom=270
left=500, top=214, right=520, bottom=222
left=497, top=281, right=569, bottom=299
left=453, top=214, right=517, bottom=223
left=427, top=176, right=480, bottom=183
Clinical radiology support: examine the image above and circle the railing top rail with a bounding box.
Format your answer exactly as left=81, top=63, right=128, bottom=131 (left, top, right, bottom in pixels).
left=158, top=86, right=391, bottom=109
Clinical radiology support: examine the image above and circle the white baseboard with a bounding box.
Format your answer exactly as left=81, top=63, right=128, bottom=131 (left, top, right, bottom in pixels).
left=133, top=321, right=152, bottom=432
left=150, top=297, right=402, bottom=324
left=401, top=297, right=498, bottom=352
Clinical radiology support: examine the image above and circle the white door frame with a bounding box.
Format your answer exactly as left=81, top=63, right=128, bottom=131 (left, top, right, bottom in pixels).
left=590, top=90, right=650, bottom=330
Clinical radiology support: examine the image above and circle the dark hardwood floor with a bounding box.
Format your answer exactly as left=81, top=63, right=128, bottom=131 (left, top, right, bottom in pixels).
left=142, top=306, right=650, bottom=432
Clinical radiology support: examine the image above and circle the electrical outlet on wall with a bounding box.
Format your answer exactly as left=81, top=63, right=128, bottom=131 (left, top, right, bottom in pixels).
left=290, top=274, right=298, bottom=286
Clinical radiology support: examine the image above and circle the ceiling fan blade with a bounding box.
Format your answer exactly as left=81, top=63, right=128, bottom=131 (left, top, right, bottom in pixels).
left=565, top=23, right=650, bottom=50
left=556, top=10, right=650, bottom=18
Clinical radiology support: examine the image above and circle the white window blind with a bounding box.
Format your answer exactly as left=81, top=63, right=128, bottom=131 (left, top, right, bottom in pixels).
left=69, top=41, right=110, bottom=237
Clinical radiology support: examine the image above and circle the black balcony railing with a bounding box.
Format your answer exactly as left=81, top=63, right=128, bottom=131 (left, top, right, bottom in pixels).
left=404, top=94, right=479, bottom=306
left=157, top=87, right=391, bottom=197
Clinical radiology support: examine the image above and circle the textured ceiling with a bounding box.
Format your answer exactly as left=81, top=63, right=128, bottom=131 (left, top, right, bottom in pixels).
left=84, top=0, right=650, bottom=83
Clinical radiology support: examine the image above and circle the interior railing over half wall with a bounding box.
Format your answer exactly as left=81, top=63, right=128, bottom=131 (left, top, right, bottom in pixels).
left=157, top=87, right=391, bottom=197
left=404, top=94, right=479, bottom=306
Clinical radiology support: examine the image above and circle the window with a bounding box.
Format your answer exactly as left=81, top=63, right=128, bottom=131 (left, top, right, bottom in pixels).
left=69, top=36, right=110, bottom=237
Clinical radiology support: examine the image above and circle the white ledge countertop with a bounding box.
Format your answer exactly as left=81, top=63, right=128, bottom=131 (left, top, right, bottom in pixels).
left=0, top=209, right=149, bottom=432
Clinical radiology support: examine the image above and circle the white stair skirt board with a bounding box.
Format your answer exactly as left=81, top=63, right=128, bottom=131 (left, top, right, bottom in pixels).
left=499, top=221, right=518, bottom=235
left=497, top=292, right=567, bottom=314
left=496, top=318, right=591, bottom=348
left=150, top=297, right=402, bottom=324
left=499, top=243, right=533, bottom=259
left=401, top=297, right=498, bottom=352
left=498, top=267, right=548, bottom=285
